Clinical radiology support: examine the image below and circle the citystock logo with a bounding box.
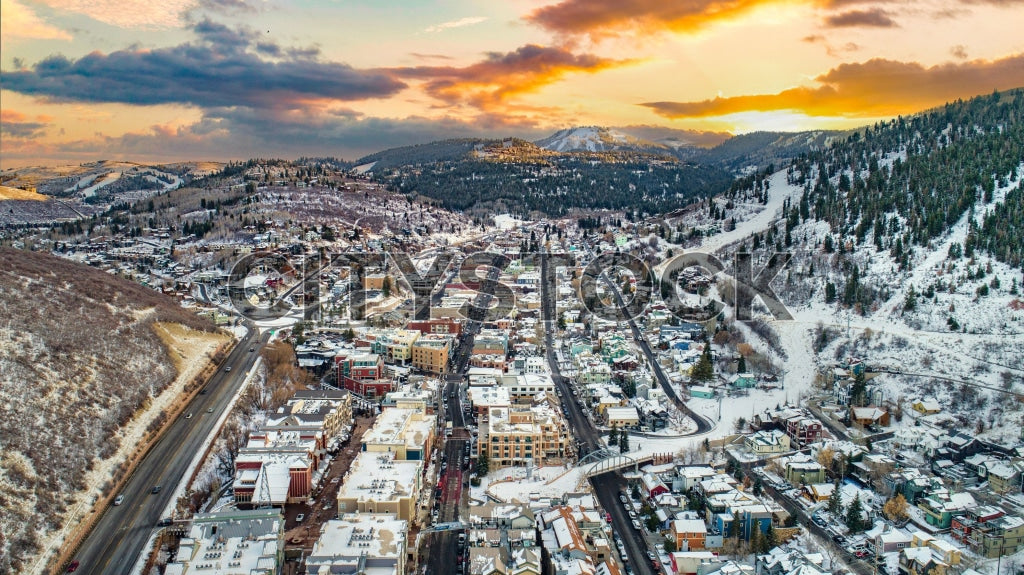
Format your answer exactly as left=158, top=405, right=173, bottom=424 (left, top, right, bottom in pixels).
left=225, top=249, right=793, bottom=325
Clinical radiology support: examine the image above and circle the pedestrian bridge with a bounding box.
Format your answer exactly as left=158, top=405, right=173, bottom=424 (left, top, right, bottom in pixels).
left=577, top=449, right=674, bottom=478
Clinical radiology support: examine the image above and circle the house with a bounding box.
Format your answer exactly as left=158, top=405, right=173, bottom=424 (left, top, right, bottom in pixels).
left=691, top=385, right=716, bottom=399
left=911, top=399, right=942, bottom=415
left=671, top=551, right=718, bottom=575
left=952, top=508, right=1024, bottom=558
left=985, top=461, right=1022, bottom=494
left=802, top=483, right=836, bottom=503
left=728, top=373, right=756, bottom=389
left=918, top=491, right=977, bottom=530
left=784, top=416, right=823, bottom=447
left=605, top=406, right=640, bottom=428
left=672, top=519, right=709, bottom=551
left=642, top=473, right=671, bottom=500
left=869, top=524, right=913, bottom=554
left=744, top=430, right=791, bottom=456
left=783, top=457, right=826, bottom=486
left=898, top=546, right=949, bottom=575
left=850, top=406, right=890, bottom=427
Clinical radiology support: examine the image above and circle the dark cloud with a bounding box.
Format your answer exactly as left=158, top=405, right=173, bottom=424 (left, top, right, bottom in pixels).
left=641, top=53, right=1024, bottom=119
left=825, top=8, right=899, bottom=27
left=0, top=20, right=405, bottom=110
left=409, top=53, right=456, bottom=61
left=1, top=110, right=549, bottom=166
left=950, top=45, right=969, bottom=59
left=1, top=121, right=49, bottom=139
left=197, top=0, right=259, bottom=13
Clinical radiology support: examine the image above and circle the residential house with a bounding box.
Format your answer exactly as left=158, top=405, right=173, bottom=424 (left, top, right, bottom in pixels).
left=673, top=518, right=708, bottom=551
left=918, top=490, right=977, bottom=530
left=744, top=430, right=791, bottom=456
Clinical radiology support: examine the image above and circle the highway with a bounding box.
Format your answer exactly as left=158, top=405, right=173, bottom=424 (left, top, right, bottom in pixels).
left=540, top=252, right=658, bottom=575
left=67, top=326, right=267, bottom=575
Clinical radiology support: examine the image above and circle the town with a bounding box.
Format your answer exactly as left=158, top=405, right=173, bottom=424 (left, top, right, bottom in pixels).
left=11, top=163, right=1019, bottom=575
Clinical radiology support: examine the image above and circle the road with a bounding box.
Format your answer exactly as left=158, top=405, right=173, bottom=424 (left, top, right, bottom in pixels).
left=68, top=327, right=267, bottom=575
left=590, top=249, right=714, bottom=435
left=423, top=257, right=499, bottom=575
left=540, top=252, right=658, bottom=575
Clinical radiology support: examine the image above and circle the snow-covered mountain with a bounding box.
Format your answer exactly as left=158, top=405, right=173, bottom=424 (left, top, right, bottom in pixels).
left=534, top=126, right=729, bottom=156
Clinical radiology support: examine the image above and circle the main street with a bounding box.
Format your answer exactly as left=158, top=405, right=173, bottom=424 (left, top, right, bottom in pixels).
left=70, top=327, right=267, bottom=575
left=422, top=256, right=499, bottom=575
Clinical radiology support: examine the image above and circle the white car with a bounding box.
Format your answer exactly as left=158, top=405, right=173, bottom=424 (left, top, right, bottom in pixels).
left=114, top=495, right=124, bottom=506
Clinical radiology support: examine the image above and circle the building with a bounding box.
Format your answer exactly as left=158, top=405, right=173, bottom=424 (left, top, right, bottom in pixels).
left=361, top=407, right=434, bottom=461
left=952, top=506, right=1024, bottom=558
left=919, top=491, right=976, bottom=530
left=407, top=317, right=462, bottom=336
left=745, top=430, right=791, bottom=455
left=605, top=406, right=640, bottom=429
left=233, top=429, right=323, bottom=506
left=337, top=352, right=384, bottom=382
left=305, top=513, right=409, bottom=575
left=411, top=334, right=452, bottom=374
left=370, top=329, right=421, bottom=365
left=483, top=405, right=571, bottom=468
left=785, top=415, right=823, bottom=447
left=673, top=518, right=708, bottom=551
left=165, top=509, right=283, bottom=575
left=783, top=456, right=826, bottom=486
left=264, top=388, right=352, bottom=442
left=336, top=452, right=423, bottom=521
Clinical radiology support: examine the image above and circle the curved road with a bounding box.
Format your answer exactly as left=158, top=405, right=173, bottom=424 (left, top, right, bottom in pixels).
left=67, top=327, right=267, bottom=575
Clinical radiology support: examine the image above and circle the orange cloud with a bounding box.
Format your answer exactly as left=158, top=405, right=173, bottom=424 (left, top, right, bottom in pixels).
left=526, top=0, right=785, bottom=38
left=393, top=44, right=633, bottom=113
left=641, top=53, right=1024, bottom=119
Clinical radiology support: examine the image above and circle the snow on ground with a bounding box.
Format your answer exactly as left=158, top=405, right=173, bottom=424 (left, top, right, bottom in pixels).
left=477, top=464, right=589, bottom=503
left=27, top=321, right=230, bottom=574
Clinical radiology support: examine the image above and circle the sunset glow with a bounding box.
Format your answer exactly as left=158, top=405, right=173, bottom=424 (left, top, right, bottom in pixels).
left=2, top=0, right=1023, bottom=166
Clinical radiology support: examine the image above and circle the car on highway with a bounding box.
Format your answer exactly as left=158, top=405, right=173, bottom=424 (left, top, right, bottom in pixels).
left=200, top=388, right=208, bottom=394
left=249, top=347, right=255, bottom=352
left=151, top=485, right=162, bottom=494
left=207, top=407, right=214, bottom=413
left=66, top=560, right=80, bottom=572
left=114, top=494, right=124, bottom=505
left=224, top=366, right=231, bottom=372
left=185, top=412, right=193, bottom=419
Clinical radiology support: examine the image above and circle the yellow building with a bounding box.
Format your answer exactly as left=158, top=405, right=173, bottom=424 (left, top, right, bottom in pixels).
left=370, top=328, right=420, bottom=365
left=483, top=405, right=571, bottom=468
left=361, top=407, right=434, bottom=461
left=411, top=334, right=452, bottom=374
left=336, top=452, right=423, bottom=521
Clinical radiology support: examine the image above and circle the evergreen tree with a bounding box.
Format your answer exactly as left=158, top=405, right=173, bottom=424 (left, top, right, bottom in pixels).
left=475, top=451, right=490, bottom=477
left=850, top=371, right=868, bottom=407
left=846, top=494, right=866, bottom=533
left=619, top=433, right=630, bottom=453
left=737, top=355, right=747, bottom=374
left=903, top=285, right=917, bottom=312
left=827, top=482, right=843, bottom=516
left=692, top=343, right=714, bottom=382
left=765, top=522, right=778, bottom=550
left=825, top=281, right=837, bottom=304
left=608, top=424, right=618, bottom=446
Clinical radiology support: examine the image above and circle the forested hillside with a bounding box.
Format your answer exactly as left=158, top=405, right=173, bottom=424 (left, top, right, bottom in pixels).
left=786, top=89, right=1024, bottom=272
left=367, top=139, right=734, bottom=217
left=715, top=89, right=1024, bottom=332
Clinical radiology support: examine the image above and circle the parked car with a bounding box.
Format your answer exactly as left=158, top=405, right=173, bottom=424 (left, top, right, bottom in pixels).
left=296, top=513, right=305, bottom=523
left=631, top=519, right=642, bottom=530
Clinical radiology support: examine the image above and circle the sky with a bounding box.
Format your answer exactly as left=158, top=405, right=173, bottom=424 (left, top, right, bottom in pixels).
left=1, top=0, right=1023, bottom=167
